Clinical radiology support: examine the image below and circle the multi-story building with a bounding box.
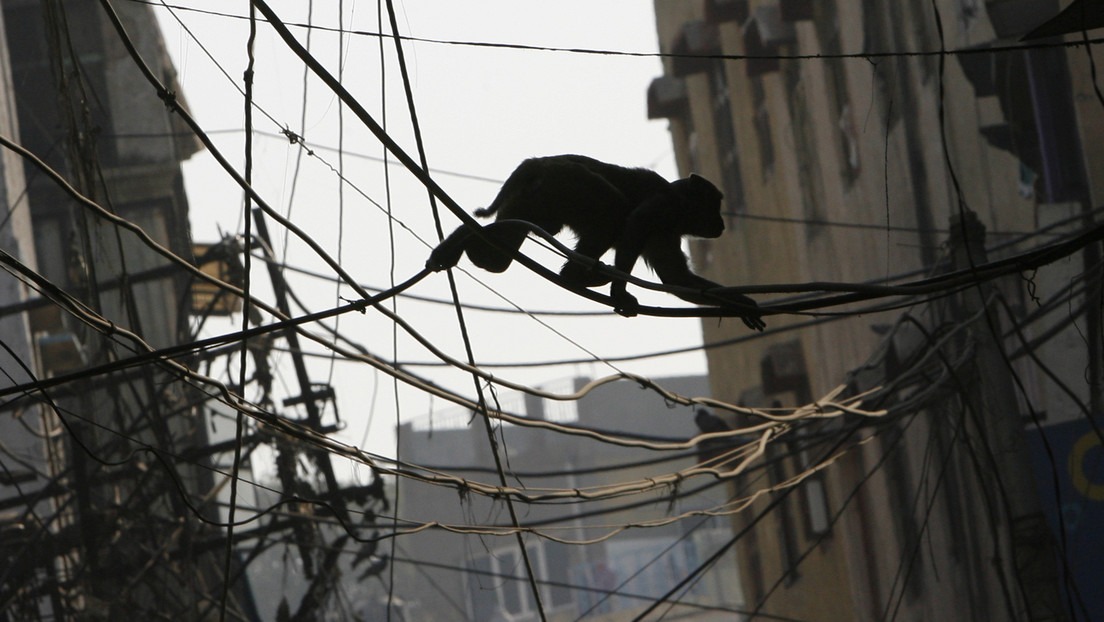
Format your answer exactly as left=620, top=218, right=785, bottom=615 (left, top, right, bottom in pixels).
left=394, top=375, right=745, bottom=621
left=0, top=2, right=53, bottom=616
left=651, top=1, right=1100, bottom=620
left=0, top=1, right=254, bottom=618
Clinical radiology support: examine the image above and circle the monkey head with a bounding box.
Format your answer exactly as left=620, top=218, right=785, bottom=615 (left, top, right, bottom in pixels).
left=673, top=174, right=725, bottom=238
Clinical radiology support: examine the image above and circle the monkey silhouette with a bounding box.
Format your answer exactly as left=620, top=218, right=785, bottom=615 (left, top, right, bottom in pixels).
left=429, top=155, right=763, bottom=330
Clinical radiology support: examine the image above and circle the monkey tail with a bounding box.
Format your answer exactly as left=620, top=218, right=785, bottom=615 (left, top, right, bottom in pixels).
left=473, top=158, right=543, bottom=219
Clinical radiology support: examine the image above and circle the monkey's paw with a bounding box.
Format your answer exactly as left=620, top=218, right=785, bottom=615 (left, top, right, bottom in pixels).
left=612, top=290, right=639, bottom=317
left=426, top=227, right=472, bottom=271
left=741, top=313, right=766, bottom=332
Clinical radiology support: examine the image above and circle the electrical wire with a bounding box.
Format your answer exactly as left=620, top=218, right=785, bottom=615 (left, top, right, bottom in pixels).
left=131, top=0, right=1104, bottom=62
left=7, top=1, right=1096, bottom=618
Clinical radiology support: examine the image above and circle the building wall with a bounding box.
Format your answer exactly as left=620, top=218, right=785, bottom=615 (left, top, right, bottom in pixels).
left=0, top=3, right=56, bottom=608
left=395, top=375, right=745, bottom=621
left=0, top=1, right=228, bottom=618
left=652, top=1, right=1095, bottom=620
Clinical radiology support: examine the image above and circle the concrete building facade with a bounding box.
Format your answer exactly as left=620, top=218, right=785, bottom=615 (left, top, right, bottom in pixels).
left=651, top=1, right=1100, bottom=620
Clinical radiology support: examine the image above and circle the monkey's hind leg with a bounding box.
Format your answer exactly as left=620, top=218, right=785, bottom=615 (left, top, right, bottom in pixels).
left=464, top=221, right=530, bottom=273
left=427, top=225, right=474, bottom=271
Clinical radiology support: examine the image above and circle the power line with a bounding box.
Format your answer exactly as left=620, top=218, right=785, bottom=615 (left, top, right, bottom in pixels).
left=132, top=0, right=1104, bottom=61
left=384, top=551, right=793, bottom=620
left=114, top=127, right=505, bottom=184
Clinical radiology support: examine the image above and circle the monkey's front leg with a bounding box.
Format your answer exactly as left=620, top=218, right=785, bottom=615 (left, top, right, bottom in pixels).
left=692, top=287, right=765, bottom=331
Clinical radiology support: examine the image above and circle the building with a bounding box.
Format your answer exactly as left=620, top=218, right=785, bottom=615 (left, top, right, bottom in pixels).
left=0, top=1, right=253, bottom=618
left=651, top=1, right=1100, bottom=620
left=393, top=375, right=745, bottom=621
left=0, top=1, right=54, bottom=616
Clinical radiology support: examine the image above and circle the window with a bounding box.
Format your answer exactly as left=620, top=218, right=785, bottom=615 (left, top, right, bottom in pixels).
left=795, top=435, right=832, bottom=537
left=751, top=78, right=775, bottom=182
left=862, top=3, right=905, bottom=131
left=708, top=60, right=747, bottom=220
left=880, top=423, right=923, bottom=600
left=784, top=54, right=827, bottom=237
left=813, top=2, right=860, bottom=185
left=467, top=541, right=569, bottom=619
left=766, top=435, right=801, bottom=584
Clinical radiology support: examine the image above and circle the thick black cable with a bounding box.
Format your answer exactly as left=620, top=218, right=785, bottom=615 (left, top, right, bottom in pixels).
left=243, top=0, right=717, bottom=324
left=443, top=215, right=1104, bottom=318
left=92, top=0, right=1104, bottom=320
left=274, top=200, right=1104, bottom=316
left=268, top=224, right=1104, bottom=371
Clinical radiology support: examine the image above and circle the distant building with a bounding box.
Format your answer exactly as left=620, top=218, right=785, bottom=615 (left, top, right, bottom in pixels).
left=394, top=375, right=745, bottom=621
left=651, top=1, right=1100, bottom=620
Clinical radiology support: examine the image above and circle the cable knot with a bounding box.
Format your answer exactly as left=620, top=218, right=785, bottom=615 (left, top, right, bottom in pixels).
left=158, top=88, right=179, bottom=112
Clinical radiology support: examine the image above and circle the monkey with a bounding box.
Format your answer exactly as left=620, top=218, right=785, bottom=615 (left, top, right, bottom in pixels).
left=428, top=155, right=764, bottom=330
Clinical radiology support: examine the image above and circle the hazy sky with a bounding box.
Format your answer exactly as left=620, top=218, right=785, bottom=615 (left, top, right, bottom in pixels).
left=153, top=1, right=711, bottom=465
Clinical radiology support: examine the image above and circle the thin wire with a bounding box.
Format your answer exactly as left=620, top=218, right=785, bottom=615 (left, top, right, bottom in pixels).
left=195, top=127, right=503, bottom=182
left=631, top=427, right=857, bottom=621
left=930, top=1, right=1073, bottom=615
left=725, top=209, right=1053, bottom=237
left=378, top=0, right=547, bottom=614
left=221, top=3, right=257, bottom=619
left=278, top=0, right=313, bottom=267
left=327, top=0, right=347, bottom=390
left=375, top=0, right=403, bottom=617
left=103, top=0, right=1104, bottom=329
left=101, top=0, right=378, bottom=306
left=45, top=4, right=1104, bottom=618
left=386, top=549, right=791, bottom=620
left=132, top=0, right=1104, bottom=62
left=880, top=412, right=965, bottom=620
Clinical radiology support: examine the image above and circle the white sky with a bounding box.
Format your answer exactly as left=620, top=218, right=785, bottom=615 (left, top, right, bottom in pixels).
left=153, top=1, right=711, bottom=465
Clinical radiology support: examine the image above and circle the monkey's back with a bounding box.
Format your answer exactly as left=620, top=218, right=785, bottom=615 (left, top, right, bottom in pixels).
left=480, top=155, right=670, bottom=235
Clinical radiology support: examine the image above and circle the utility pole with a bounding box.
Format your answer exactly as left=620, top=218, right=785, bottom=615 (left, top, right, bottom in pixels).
left=950, top=209, right=1067, bottom=622
left=250, top=207, right=353, bottom=530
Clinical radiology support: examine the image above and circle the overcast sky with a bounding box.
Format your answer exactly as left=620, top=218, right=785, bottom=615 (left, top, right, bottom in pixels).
left=153, top=1, right=712, bottom=467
